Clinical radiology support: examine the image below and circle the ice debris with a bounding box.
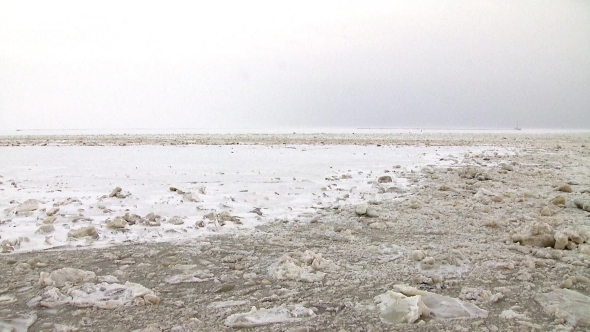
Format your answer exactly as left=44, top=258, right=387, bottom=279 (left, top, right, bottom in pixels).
left=355, top=203, right=369, bottom=215
left=224, top=305, right=315, bottom=328
left=374, top=291, right=430, bottom=324
left=7, top=199, right=43, bottom=216
left=109, top=186, right=131, bottom=198
left=535, top=288, right=590, bottom=327
left=34, top=268, right=159, bottom=309
left=574, top=199, right=590, bottom=212
left=39, top=267, right=96, bottom=287
left=207, top=300, right=250, bottom=309
left=0, top=313, right=37, bottom=332
left=378, top=175, right=393, bottom=183
left=164, top=264, right=213, bottom=284
left=269, top=250, right=337, bottom=282
left=374, top=284, right=488, bottom=324
left=511, top=222, right=555, bottom=247
left=68, top=226, right=99, bottom=239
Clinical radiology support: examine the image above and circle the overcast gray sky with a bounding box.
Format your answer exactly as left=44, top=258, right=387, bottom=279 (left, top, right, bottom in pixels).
left=1, top=0, right=589, bottom=131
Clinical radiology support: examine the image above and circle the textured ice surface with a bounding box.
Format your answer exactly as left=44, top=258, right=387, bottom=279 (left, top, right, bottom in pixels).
left=269, top=250, right=337, bottom=282
left=374, top=284, right=488, bottom=324
left=0, top=144, right=506, bottom=252
left=224, top=305, right=315, bottom=327
left=0, top=313, right=37, bottom=332
left=535, top=289, right=590, bottom=327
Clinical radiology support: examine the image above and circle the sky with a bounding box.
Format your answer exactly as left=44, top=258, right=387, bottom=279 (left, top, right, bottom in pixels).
left=1, top=0, right=589, bottom=131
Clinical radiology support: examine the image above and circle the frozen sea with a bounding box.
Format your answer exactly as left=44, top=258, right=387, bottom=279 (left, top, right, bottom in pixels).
left=0, top=135, right=514, bottom=252
left=2, top=127, right=590, bottom=136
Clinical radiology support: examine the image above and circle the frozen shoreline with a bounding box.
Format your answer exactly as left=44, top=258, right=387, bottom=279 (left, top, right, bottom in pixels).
left=0, top=143, right=512, bottom=253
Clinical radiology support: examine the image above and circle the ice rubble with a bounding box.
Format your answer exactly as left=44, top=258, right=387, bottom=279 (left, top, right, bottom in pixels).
left=0, top=313, right=37, bottom=332
left=39, top=267, right=96, bottom=287
left=31, top=268, right=159, bottom=309
left=511, top=221, right=590, bottom=250
left=164, top=264, right=214, bottom=284
left=535, top=288, right=590, bottom=327
left=374, top=284, right=488, bottom=324
left=268, top=250, right=337, bottom=282
left=374, top=291, right=430, bottom=324
left=224, top=305, right=316, bottom=328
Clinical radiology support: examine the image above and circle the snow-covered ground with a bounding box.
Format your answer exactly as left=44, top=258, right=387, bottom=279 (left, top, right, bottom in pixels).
left=2, top=133, right=590, bottom=331
left=0, top=144, right=508, bottom=252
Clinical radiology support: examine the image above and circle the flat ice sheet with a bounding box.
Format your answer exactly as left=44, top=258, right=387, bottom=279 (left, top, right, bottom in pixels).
left=0, top=144, right=507, bottom=252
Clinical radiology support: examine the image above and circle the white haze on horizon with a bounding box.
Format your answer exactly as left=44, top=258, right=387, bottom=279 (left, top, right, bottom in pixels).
left=1, top=1, right=589, bottom=131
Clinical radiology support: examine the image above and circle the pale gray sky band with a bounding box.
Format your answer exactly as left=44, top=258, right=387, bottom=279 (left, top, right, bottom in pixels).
left=1, top=0, right=589, bottom=130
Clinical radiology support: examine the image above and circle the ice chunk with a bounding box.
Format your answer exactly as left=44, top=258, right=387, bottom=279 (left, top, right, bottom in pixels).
left=224, top=305, right=315, bottom=328
left=511, top=222, right=555, bottom=248
left=374, top=291, right=430, bottom=324
left=535, top=289, right=590, bottom=327
left=36, top=269, right=158, bottom=310
left=391, top=285, right=488, bottom=320
left=39, top=268, right=96, bottom=288
left=207, top=300, right=249, bottom=309
left=269, top=250, right=337, bottom=282
left=9, top=199, right=43, bottom=216
left=0, top=313, right=37, bottom=332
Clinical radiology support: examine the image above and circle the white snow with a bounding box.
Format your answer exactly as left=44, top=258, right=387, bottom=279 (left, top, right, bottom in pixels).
left=0, top=144, right=509, bottom=252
